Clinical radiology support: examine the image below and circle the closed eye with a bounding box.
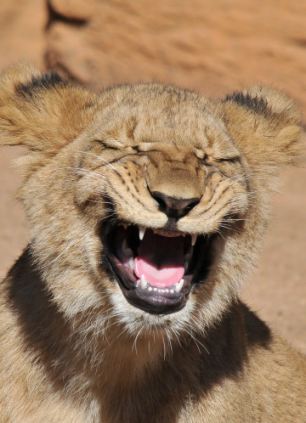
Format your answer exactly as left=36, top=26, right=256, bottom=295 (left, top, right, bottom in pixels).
left=214, top=155, right=241, bottom=162
left=204, top=155, right=241, bottom=166
left=93, top=139, right=125, bottom=150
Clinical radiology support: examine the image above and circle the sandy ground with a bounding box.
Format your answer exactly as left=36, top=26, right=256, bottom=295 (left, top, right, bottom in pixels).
left=0, top=0, right=305, bottom=352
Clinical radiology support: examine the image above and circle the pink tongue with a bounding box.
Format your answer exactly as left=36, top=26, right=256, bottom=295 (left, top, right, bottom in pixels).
left=135, top=231, right=185, bottom=288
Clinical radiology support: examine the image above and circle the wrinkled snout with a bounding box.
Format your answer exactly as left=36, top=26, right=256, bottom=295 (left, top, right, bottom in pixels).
left=146, top=150, right=205, bottom=219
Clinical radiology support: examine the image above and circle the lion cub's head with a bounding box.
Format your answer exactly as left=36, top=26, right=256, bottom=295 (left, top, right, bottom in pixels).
left=0, top=65, right=304, bottom=337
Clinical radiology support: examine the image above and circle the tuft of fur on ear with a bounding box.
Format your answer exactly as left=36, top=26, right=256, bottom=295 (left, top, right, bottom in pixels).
left=221, top=86, right=306, bottom=170
left=0, top=64, right=98, bottom=156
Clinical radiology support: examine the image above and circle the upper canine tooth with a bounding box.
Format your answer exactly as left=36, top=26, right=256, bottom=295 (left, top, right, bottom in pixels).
left=139, top=226, right=146, bottom=241
left=191, top=234, right=197, bottom=246
left=140, top=274, right=148, bottom=289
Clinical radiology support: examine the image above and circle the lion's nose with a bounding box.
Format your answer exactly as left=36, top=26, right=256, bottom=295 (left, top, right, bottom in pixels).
left=151, top=191, right=200, bottom=219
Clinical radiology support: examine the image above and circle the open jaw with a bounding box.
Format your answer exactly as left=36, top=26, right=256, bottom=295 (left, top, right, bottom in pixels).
left=101, top=222, right=215, bottom=315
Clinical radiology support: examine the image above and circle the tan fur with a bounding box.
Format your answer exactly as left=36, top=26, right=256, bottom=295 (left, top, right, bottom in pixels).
left=0, top=65, right=305, bottom=422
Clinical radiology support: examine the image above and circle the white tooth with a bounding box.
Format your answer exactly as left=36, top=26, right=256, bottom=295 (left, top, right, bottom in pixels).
left=136, top=279, right=140, bottom=287
left=175, top=278, right=184, bottom=292
left=140, top=275, right=148, bottom=289
left=191, top=234, right=197, bottom=246
left=148, top=286, right=153, bottom=292
left=165, top=289, right=169, bottom=293
left=158, top=289, right=163, bottom=293
left=153, top=287, right=158, bottom=292
left=170, top=289, right=174, bottom=294
left=128, top=258, right=134, bottom=270
left=139, top=226, right=146, bottom=241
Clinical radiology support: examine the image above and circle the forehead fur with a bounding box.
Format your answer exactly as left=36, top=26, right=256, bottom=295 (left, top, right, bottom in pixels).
left=84, top=83, right=239, bottom=160
left=0, top=64, right=304, bottom=174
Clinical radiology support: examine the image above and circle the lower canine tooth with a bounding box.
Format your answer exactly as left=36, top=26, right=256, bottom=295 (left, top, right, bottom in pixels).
left=140, top=275, right=148, bottom=289
left=175, top=279, right=184, bottom=292
left=128, top=258, right=134, bottom=270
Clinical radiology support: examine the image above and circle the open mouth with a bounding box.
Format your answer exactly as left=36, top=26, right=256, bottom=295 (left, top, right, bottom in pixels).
left=101, top=222, right=215, bottom=315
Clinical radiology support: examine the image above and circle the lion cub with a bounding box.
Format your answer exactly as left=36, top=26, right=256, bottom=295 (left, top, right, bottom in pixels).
left=0, top=65, right=305, bottom=422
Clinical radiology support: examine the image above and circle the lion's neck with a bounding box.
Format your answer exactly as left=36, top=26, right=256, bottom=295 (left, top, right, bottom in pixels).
left=8, top=247, right=272, bottom=422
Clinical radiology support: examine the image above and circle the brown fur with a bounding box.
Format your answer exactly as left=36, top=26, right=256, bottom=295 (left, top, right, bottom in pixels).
left=0, top=64, right=305, bottom=422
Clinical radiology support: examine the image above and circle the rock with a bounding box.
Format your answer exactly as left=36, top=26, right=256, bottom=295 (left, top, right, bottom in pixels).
left=46, top=0, right=306, bottom=111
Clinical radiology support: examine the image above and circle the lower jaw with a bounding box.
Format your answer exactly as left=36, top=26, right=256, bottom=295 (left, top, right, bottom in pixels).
left=105, top=255, right=198, bottom=315
left=120, top=278, right=192, bottom=315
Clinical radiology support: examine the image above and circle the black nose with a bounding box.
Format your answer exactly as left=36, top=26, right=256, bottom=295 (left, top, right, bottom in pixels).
left=151, top=191, right=200, bottom=219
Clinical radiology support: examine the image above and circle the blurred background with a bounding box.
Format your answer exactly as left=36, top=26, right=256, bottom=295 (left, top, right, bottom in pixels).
left=0, top=0, right=305, bottom=351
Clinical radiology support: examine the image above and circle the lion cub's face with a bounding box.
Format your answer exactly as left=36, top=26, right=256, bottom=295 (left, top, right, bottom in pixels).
left=74, top=90, right=249, bottom=327
left=1, top=67, right=303, bottom=335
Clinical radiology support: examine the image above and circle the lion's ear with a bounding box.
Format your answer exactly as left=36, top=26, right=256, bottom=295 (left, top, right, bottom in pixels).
left=221, top=86, right=305, bottom=169
left=0, top=64, right=97, bottom=156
